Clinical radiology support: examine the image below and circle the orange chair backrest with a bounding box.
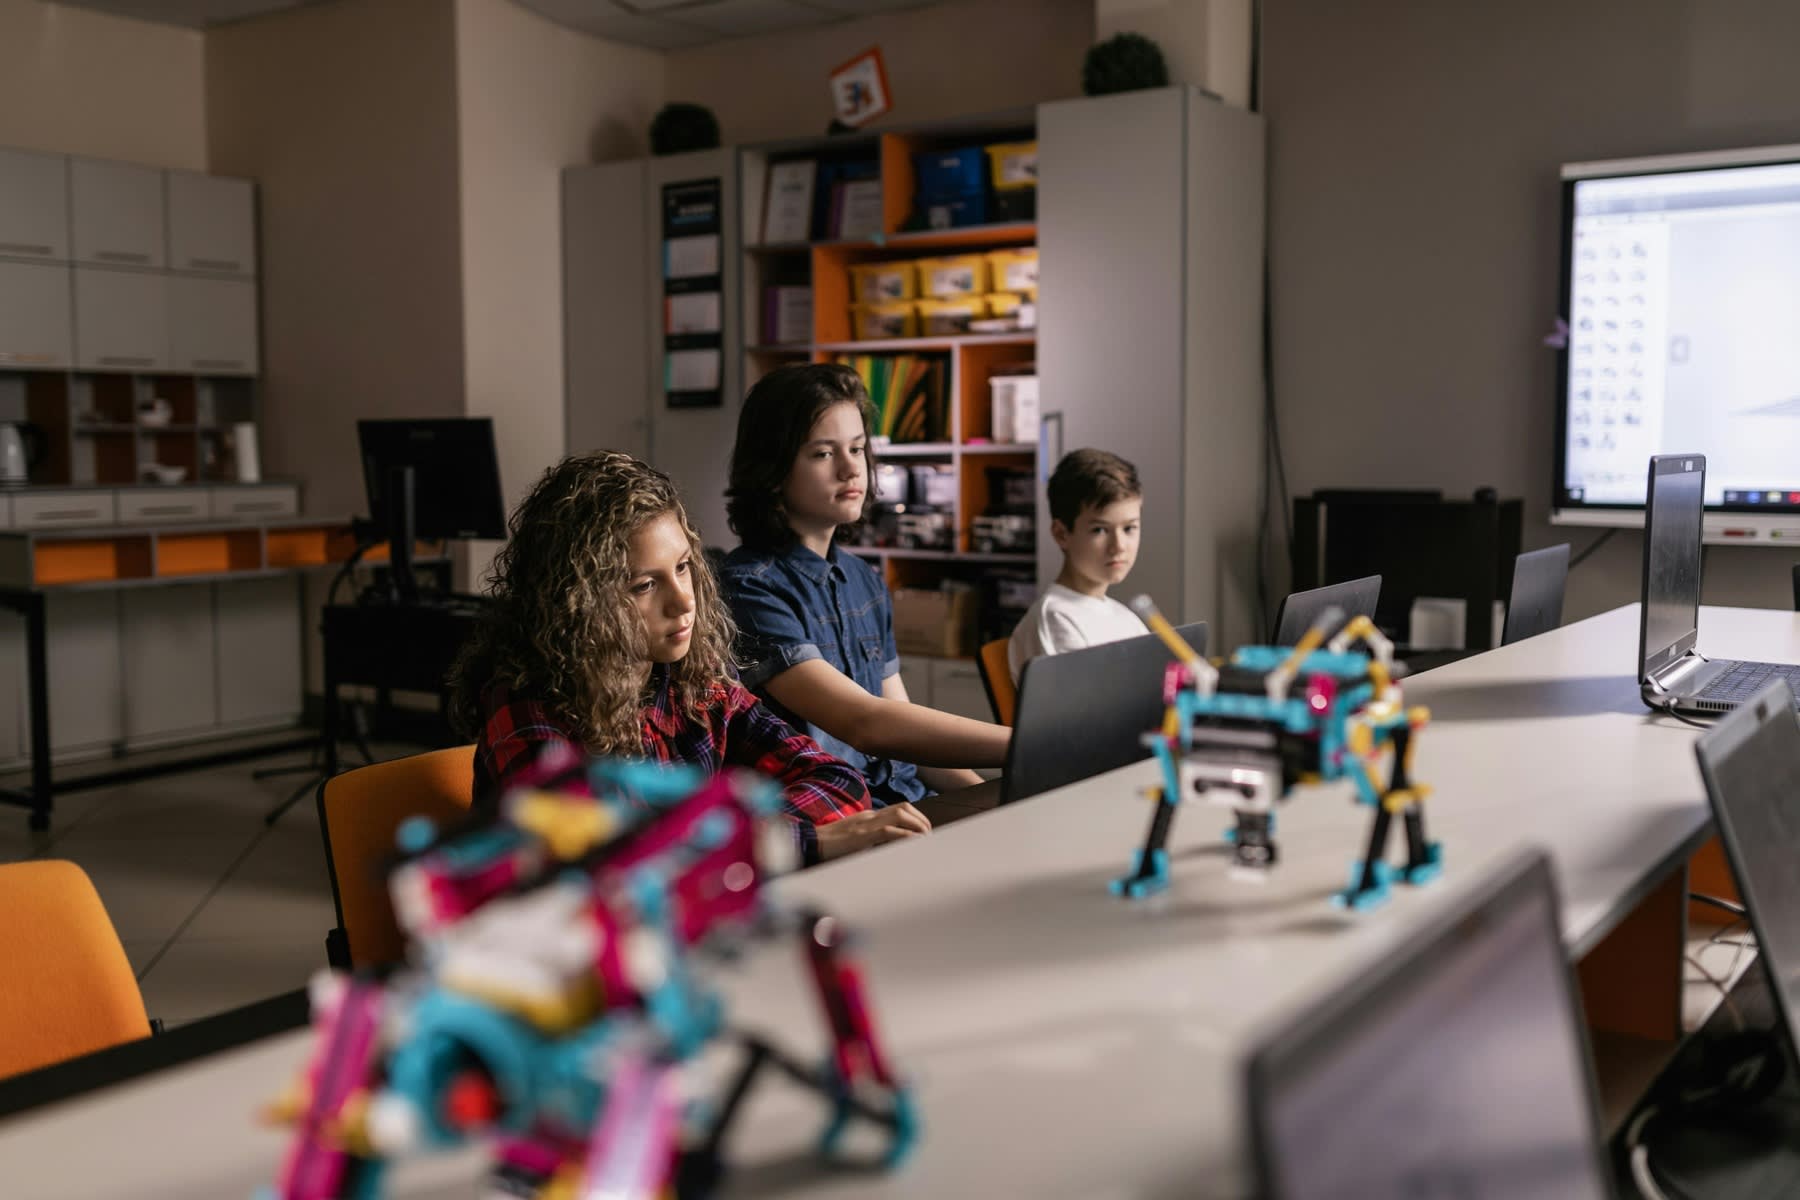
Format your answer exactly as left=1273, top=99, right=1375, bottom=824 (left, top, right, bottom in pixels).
left=0, top=860, right=149, bottom=1080
left=978, top=637, right=1017, bottom=726
left=320, top=745, right=476, bottom=968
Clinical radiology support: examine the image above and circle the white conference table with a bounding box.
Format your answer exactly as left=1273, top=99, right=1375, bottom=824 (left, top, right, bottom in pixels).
left=0, top=603, right=1781, bottom=1199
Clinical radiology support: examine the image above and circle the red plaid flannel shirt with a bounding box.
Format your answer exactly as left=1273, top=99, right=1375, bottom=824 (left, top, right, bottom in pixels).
left=472, top=668, right=869, bottom=864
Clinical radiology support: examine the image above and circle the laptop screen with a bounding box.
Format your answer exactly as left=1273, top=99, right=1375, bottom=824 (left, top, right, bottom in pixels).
left=1640, top=454, right=1707, bottom=681
left=1249, top=854, right=1611, bottom=1200
left=1697, top=679, right=1800, bottom=1058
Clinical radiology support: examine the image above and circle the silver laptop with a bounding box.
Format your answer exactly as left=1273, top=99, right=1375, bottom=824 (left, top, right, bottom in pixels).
left=1696, top=678, right=1800, bottom=1069
left=1639, top=453, right=1800, bottom=716
left=1247, top=850, right=1613, bottom=1200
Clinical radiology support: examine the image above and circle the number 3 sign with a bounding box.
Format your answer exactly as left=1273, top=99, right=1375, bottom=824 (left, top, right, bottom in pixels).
left=830, top=48, right=892, bottom=129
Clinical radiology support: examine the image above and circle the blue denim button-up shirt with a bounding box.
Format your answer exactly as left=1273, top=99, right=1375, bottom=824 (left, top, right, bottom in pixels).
left=721, top=539, right=929, bottom=807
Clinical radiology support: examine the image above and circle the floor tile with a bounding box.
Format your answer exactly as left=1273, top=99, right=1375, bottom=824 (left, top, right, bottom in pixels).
left=138, top=936, right=319, bottom=1025
left=46, top=832, right=253, bottom=943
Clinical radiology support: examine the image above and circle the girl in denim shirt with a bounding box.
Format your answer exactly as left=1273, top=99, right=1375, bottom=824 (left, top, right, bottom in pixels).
left=720, top=364, right=1010, bottom=810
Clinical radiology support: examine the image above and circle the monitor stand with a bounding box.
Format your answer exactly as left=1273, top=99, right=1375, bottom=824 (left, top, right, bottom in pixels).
left=386, top=463, right=419, bottom=607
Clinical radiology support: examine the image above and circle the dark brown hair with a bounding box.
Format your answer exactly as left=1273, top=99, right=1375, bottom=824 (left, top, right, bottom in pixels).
left=726, top=362, right=879, bottom=551
left=1047, top=448, right=1142, bottom=528
left=449, top=452, right=735, bottom=755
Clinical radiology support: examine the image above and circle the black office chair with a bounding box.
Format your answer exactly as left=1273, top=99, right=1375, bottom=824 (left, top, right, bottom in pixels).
left=1271, top=576, right=1381, bottom=646
left=1002, top=621, right=1207, bottom=806
left=1502, top=544, right=1571, bottom=645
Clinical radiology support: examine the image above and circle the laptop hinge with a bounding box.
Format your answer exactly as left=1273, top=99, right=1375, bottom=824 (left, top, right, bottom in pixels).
left=1655, top=652, right=1709, bottom=691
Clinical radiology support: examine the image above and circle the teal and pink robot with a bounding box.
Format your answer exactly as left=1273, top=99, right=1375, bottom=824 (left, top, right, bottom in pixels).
left=1112, top=598, right=1444, bottom=911
left=262, top=752, right=916, bottom=1200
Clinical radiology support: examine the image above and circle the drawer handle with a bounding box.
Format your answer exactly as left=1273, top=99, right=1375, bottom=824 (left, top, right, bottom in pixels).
left=0, top=242, right=52, bottom=257
left=94, top=250, right=151, bottom=264
left=187, top=258, right=243, bottom=272
left=36, top=510, right=101, bottom=521
left=138, top=505, right=197, bottom=516
left=97, top=356, right=154, bottom=366
left=192, top=359, right=247, bottom=370
left=233, top=502, right=283, bottom=513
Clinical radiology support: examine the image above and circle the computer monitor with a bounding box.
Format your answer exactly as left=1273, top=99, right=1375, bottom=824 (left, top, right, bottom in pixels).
left=1638, top=453, right=1706, bottom=683
left=1695, top=677, right=1800, bottom=1065
left=358, top=419, right=508, bottom=603
left=1247, top=850, right=1613, bottom=1200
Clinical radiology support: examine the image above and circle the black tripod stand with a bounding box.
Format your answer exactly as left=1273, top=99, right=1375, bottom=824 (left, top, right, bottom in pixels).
left=257, top=531, right=383, bottom=826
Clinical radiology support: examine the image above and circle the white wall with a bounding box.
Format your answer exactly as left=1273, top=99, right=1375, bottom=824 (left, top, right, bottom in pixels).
left=0, top=0, right=207, bottom=168
left=454, top=0, right=665, bottom=584
left=665, top=0, right=1094, bottom=144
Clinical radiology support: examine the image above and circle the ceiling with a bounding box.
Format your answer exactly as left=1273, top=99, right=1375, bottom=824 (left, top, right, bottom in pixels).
left=52, top=0, right=936, bottom=49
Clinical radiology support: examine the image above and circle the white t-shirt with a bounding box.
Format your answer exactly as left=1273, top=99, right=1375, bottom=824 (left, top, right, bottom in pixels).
left=1008, top=583, right=1147, bottom=684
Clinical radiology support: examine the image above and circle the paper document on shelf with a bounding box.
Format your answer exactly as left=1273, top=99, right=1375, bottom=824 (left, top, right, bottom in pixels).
left=667, top=292, right=722, bottom=335
left=666, top=349, right=721, bottom=392
left=665, top=234, right=720, bottom=280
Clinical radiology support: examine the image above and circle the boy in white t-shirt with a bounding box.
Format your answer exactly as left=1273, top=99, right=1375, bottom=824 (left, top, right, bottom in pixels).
left=1009, top=449, right=1145, bottom=684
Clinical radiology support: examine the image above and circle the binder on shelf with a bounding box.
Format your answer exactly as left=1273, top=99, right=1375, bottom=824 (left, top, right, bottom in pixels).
left=837, top=352, right=948, bottom=444
left=762, top=160, right=816, bottom=244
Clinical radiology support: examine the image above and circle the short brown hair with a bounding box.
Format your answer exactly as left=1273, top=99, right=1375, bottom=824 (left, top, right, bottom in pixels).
left=1047, top=448, right=1142, bottom=528
left=726, top=362, right=879, bottom=550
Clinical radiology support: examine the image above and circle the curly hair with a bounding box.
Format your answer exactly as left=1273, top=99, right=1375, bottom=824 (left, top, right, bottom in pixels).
left=449, top=452, right=735, bottom=756
left=726, top=362, right=878, bottom=550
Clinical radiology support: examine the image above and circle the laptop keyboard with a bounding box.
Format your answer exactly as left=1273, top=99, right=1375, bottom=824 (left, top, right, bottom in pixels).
left=1696, top=661, right=1800, bottom=704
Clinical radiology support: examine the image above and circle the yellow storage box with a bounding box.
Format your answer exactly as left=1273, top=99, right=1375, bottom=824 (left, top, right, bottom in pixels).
left=852, top=301, right=918, bottom=341
left=915, top=254, right=989, bottom=299
left=987, top=247, right=1039, bottom=294
left=849, top=261, right=917, bottom=305
left=916, top=296, right=989, bottom=336
left=985, top=141, right=1039, bottom=191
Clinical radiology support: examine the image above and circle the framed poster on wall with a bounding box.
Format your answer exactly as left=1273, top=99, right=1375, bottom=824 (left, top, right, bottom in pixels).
left=662, top=178, right=724, bottom=408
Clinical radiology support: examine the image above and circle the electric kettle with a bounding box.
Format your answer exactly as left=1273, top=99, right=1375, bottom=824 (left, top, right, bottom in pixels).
left=0, top=423, right=45, bottom=486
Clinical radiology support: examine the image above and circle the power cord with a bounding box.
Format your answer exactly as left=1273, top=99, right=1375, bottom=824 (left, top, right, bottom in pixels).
left=1569, top=527, right=1619, bottom=569
left=1660, top=697, right=1715, bottom=729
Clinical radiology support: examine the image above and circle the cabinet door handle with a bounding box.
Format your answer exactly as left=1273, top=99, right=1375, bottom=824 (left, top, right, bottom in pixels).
left=1038, top=410, right=1064, bottom=482
left=138, top=505, right=198, bottom=516
left=94, top=250, right=151, bottom=264
left=37, top=509, right=101, bottom=521
left=0, top=242, right=52, bottom=257
left=187, top=258, right=243, bottom=272
left=97, top=356, right=155, bottom=367
left=232, top=502, right=283, bottom=513
left=192, top=359, right=247, bottom=370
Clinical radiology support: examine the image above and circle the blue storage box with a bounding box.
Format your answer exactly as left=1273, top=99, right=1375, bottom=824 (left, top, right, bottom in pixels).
left=914, top=147, right=987, bottom=198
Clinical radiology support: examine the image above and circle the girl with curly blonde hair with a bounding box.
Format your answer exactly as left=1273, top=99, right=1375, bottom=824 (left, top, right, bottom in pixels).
left=451, top=451, right=929, bottom=862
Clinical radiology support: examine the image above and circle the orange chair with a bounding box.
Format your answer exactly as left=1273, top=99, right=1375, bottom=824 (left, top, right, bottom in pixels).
left=318, top=745, right=476, bottom=970
left=977, top=637, right=1017, bottom=726
left=0, top=860, right=151, bottom=1079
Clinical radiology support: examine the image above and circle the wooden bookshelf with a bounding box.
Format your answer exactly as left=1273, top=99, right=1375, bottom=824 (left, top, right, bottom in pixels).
left=739, top=110, right=1043, bottom=655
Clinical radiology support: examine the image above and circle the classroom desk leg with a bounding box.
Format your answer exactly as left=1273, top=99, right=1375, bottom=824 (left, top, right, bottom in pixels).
left=1577, top=866, right=1686, bottom=1043
left=23, top=592, right=49, bottom=832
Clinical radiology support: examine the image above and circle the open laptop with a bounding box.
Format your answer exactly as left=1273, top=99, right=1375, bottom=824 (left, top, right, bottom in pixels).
left=1696, top=677, right=1800, bottom=1070
left=1001, top=621, right=1207, bottom=806
left=1272, top=575, right=1381, bottom=647
left=1640, top=453, right=1800, bottom=715
left=1247, top=849, right=1613, bottom=1200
